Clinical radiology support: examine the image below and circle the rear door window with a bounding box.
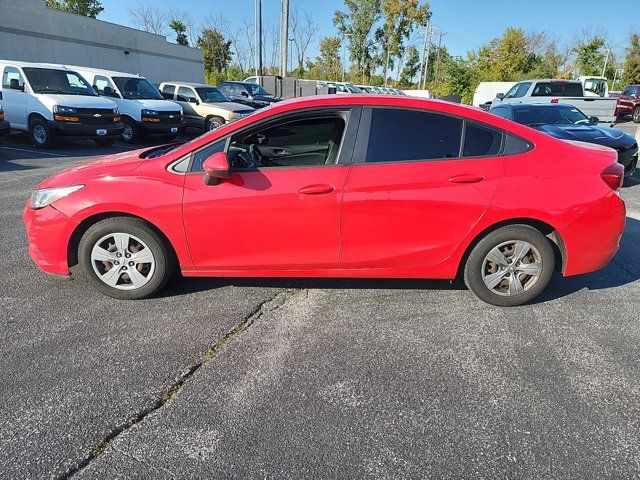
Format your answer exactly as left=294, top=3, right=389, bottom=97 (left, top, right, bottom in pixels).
left=365, top=108, right=462, bottom=163
left=532, top=82, right=582, bottom=97
left=463, top=123, right=503, bottom=157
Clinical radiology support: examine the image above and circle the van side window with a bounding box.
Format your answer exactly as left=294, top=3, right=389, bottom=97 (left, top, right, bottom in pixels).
left=94, top=75, right=118, bottom=97
left=2, top=67, right=25, bottom=89
left=162, top=84, right=175, bottom=100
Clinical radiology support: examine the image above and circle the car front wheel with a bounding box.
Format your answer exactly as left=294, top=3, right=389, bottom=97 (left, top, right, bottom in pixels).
left=205, top=116, right=224, bottom=132
left=78, top=217, right=176, bottom=300
left=464, top=225, right=555, bottom=307
left=633, top=107, right=640, bottom=124
left=30, top=118, right=56, bottom=148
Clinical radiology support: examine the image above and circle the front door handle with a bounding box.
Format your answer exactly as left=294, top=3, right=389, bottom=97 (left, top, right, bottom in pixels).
left=298, top=184, right=335, bottom=195
left=448, top=174, right=485, bottom=184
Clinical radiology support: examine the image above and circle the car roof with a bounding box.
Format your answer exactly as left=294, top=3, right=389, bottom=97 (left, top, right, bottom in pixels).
left=0, top=60, right=83, bottom=71
left=161, top=82, right=214, bottom=88
left=522, top=79, right=581, bottom=84
left=220, top=81, right=250, bottom=85
left=66, top=65, right=145, bottom=78
left=501, top=103, right=578, bottom=109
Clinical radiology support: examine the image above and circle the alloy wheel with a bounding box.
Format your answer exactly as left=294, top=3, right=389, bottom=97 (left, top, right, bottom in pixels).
left=33, top=125, right=47, bottom=145
left=90, top=232, right=155, bottom=290
left=122, top=123, right=134, bottom=142
left=481, top=240, right=543, bottom=297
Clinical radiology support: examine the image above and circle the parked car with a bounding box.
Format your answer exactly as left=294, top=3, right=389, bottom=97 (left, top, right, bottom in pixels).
left=23, top=95, right=625, bottom=306
left=491, top=103, right=638, bottom=178
left=490, top=79, right=619, bottom=123
left=218, top=81, right=280, bottom=108
left=159, top=82, right=254, bottom=132
left=0, top=98, right=9, bottom=147
left=317, top=81, right=363, bottom=94
left=616, top=84, right=640, bottom=123
left=578, top=76, right=609, bottom=98
left=0, top=61, right=122, bottom=148
left=473, top=82, right=517, bottom=110
left=74, top=67, right=186, bottom=143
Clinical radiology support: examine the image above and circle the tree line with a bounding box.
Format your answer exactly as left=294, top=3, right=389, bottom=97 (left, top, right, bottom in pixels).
left=46, top=0, right=640, bottom=101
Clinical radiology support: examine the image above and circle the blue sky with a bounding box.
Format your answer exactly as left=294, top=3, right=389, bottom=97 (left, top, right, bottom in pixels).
left=99, top=0, right=636, bottom=61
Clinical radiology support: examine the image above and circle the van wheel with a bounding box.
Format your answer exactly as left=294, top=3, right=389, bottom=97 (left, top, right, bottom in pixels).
left=30, top=118, right=56, bottom=148
left=95, top=138, right=115, bottom=147
left=121, top=118, right=140, bottom=143
left=464, top=225, right=555, bottom=307
left=78, top=217, right=176, bottom=300
left=633, top=107, right=640, bottom=124
left=204, top=116, right=224, bottom=132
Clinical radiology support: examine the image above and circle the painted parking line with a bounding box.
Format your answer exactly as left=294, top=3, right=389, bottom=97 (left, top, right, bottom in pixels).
left=2, top=146, right=63, bottom=157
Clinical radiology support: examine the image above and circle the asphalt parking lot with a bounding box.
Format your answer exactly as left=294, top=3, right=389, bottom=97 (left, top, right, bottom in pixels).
left=1, top=125, right=639, bottom=479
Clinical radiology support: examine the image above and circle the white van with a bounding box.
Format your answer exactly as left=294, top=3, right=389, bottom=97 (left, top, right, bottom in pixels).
left=473, top=82, right=517, bottom=110
left=73, top=67, right=186, bottom=143
left=0, top=61, right=122, bottom=148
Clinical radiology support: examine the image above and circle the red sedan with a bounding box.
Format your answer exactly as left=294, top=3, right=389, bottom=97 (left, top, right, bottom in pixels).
left=23, top=95, right=626, bottom=306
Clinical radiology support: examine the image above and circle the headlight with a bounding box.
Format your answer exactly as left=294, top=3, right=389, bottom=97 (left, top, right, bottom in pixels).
left=30, top=185, right=84, bottom=210
left=53, top=105, right=77, bottom=114
left=141, top=109, right=158, bottom=116
left=228, top=112, right=236, bottom=120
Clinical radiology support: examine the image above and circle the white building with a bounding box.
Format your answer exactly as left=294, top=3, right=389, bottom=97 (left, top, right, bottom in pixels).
left=0, top=0, right=204, bottom=84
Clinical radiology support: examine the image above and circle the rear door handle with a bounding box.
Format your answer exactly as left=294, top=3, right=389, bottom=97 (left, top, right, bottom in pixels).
left=448, top=174, right=485, bottom=184
left=298, top=184, right=335, bottom=195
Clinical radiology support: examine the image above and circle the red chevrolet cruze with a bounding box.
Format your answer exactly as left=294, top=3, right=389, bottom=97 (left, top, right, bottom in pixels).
left=23, top=95, right=626, bottom=306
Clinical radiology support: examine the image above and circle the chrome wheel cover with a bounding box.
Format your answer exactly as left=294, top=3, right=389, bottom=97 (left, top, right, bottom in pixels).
left=33, top=125, right=47, bottom=144
left=482, top=240, right=543, bottom=297
left=122, top=123, right=134, bottom=141
left=90, top=233, right=155, bottom=290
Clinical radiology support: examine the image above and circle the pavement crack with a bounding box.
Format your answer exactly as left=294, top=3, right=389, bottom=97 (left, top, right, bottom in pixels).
left=53, top=288, right=296, bottom=480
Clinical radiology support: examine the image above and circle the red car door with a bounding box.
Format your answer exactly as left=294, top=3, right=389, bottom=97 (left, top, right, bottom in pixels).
left=182, top=110, right=357, bottom=271
left=340, top=107, right=504, bottom=270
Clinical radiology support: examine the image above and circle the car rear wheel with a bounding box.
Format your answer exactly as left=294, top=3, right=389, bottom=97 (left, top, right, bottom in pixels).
left=204, top=116, right=224, bottom=132
left=464, top=225, right=555, bottom=307
left=78, top=217, right=176, bottom=300
left=30, top=118, right=56, bottom=148
left=633, top=107, right=640, bottom=124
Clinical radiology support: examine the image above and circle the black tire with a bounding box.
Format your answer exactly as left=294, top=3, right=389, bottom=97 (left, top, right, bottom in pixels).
left=204, top=116, right=225, bottom=133
left=30, top=117, right=56, bottom=148
left=95, top=138, right=116, bottom=147
left=78, top=217, right=176, bottom=300
left=633, top=107, right=640, bottom=124
left=463, top=225, right=555, bottom=307
left=121, top=118, right=140, bottom=143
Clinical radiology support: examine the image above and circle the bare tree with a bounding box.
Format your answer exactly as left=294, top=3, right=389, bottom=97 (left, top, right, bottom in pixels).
left=290, top=9, right=319, bottom=70
left=204, top=14, right=250, bottom=74
left=242, top=18, right=257, bottom=73
left=168, top=9, right=197, bottom=46
left=129, top=5, right=168, bottom=36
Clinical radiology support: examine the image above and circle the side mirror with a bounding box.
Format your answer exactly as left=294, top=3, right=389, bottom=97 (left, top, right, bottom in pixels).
left=496, top=93, right=505, bottom=100
left=9, top=79, right=24, bottom=91
left=241, top=91, right=249, bottom=98
left=188, top=97, right=199, bottom=105
left=202, top=152, right=230, bottom=185
left=589, top=116, right=599, bottom=125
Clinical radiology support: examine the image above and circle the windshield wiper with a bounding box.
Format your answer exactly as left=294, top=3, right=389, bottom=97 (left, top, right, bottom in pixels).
left=526, top=122, right=548, bottom=127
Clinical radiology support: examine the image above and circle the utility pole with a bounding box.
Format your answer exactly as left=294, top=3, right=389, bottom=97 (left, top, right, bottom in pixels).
left=254, top=0, right=263, bottom=76
left=420, top=24, right=433, bottom=90
left=289, top=38, right=294, bottom=74
left=434, top=30, right=445, bottom=87
left=602, top=48, right=611, bottom=77
left=280, top=0, right=289, bottom=77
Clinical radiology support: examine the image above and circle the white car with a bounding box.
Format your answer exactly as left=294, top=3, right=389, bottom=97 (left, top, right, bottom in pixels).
left=73, top=66, right=186, bottom=143
left=0, top=60, right=122, bottom=148
left=159, top=82, right=255, bottom=132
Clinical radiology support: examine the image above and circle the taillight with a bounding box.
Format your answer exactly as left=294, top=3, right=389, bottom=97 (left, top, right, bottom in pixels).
left=550, top=98, right=559, bottom=104
left=601, top=163, right=624, bottom=191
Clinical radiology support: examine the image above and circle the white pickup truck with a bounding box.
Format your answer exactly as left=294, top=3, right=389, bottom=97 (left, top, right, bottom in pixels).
left=490, top=79, right=618, bottom=123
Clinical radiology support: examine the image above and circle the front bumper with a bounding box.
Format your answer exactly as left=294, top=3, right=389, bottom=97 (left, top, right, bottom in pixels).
left=559, top=191, right=626, bottom=277
left=23, top=202, right=78, bottom=276
left=0, top=120, right=9, bottom=136
left=49, top=121, right=124, bottom=139
left=137, top=121, right=187, bottom=136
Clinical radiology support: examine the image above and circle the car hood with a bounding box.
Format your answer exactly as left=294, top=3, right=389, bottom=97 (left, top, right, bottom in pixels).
left=37, top=94, right=117, bottom=109
left=254, top=95, right=280, bottom=102
left=205, top=101, right=254, bottom=112
left=37, top=149, right=147, bottom=189
left=535, top=124, right=635, bottom=149
left=134, top=99, right=181, bottom=110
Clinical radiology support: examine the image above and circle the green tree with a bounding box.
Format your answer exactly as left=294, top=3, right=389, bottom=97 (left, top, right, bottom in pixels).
left=377, top=0, right=430, bottom=85
left=170, top=20, right=189, bottom=46
left=197, top=28, right=232, bottom=78
left=45, top=0, right=103, bottom=18
left=399, top=45, right=420, bottom=85
left=573, top=34, right=606, bottom=76
left=622, top=34, right=640, bottom=85
left=333, top=0, right=381, bottom=84
left=307, top=37, right=343, bottom=81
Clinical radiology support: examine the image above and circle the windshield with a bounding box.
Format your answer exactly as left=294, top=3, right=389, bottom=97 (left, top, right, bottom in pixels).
left=513, top=106, right=590, bottom=126
left=248, top=84, right=269, bottom=96
left=23, top=68, right=96, bottom=96
left=345, top=84, right=362, bottom=93
left=195, top=87, right=229, bottom=103
left=112, top=77, right=163, bottom=100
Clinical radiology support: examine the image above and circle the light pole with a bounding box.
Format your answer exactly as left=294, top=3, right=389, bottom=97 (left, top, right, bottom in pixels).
left=254, top=0, right=263, bottom=76
left=280, top=0, right=289, bottom=77
left=342, top=34, right=352, bottom=82
left=602, top=48, right=611, bottom=77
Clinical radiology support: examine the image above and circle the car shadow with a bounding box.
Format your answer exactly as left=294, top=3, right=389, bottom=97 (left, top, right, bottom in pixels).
left=161, top=216, right=640, bottom=304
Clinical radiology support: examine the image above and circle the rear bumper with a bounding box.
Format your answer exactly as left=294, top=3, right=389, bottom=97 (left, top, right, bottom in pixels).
left=137, top=121, right=187, bottom=136
left=23, top=202, right=77, bottom=276
left=0, top=121, right=9, bottom=136
left=49, top=121, right=124, bottom=139
left=559, top=191, right=626, bottom=276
